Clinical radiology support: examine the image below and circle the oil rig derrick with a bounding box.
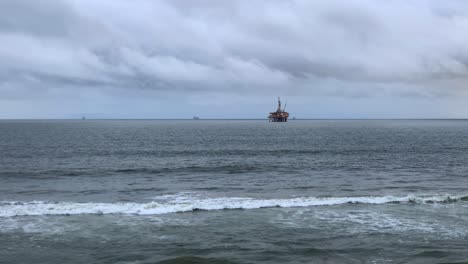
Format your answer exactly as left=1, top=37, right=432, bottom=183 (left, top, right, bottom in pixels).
left=268, top=97, right=289, bottom=122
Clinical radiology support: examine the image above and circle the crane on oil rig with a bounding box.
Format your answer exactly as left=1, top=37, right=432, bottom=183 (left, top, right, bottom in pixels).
left=268, top=97, right=289, bottom=122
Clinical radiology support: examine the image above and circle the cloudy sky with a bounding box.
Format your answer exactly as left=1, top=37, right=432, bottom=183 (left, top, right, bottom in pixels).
left=1, top=0, right=468, bottom=118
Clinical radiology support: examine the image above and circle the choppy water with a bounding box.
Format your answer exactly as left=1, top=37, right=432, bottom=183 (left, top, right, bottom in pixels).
left=1, top=120, right=468, bottom=264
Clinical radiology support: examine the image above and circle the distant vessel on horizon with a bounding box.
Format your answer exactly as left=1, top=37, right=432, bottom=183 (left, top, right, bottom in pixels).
left=268, top=97, right=289, bottom=122
left=81, top=116, right=86, bottom=120
left=193, top=116, right=200, bottom=120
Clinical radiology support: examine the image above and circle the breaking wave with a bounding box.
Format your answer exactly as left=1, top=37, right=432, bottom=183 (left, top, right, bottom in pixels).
left=0, top=194, right=466, bottom=217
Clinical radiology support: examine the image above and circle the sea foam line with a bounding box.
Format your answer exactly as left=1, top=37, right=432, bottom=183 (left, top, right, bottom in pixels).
left=0, top=194, right=466, bottom=217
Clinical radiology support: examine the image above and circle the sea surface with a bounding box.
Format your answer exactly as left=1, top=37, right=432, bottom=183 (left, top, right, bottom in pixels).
left=0, top=120, right=467, bottom=264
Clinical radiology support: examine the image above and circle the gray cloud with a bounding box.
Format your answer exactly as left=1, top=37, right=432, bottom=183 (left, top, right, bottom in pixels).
left=1, top=0, right=468, bottom=118
left=0, top=0, right=78, bottom=37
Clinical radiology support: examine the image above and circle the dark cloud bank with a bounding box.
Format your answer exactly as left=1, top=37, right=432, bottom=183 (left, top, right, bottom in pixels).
left=1, top=0, right=468, bottom=118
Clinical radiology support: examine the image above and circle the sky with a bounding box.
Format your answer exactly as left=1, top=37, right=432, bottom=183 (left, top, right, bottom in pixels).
left=1, top=0, right=468, bottom=119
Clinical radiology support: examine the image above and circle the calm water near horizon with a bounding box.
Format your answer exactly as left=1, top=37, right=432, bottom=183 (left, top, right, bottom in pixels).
left=1, top=120, right=467, bottom=263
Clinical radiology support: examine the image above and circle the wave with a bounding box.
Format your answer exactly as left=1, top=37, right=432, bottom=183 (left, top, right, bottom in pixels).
left=0, top=194, right=466, bottom=217
left=157, top=256, right=239, bottom=264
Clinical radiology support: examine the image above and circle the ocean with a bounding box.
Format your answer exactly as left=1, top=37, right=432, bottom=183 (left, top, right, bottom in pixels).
left=0, top=120, right=467, bottom=264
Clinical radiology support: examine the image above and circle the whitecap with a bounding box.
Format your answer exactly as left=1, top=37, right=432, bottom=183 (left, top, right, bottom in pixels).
left=0, top=193, right=466, bottom=217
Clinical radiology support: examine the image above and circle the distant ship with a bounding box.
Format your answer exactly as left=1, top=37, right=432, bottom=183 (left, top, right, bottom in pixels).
left=268, top=97, right=289, bottom=122
left=81, top=116, right=86, bottom=120
left=193, top=116, right=200, bottom=120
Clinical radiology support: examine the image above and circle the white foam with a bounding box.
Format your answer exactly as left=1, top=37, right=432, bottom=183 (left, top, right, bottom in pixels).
left=0, top=194, right=466, bottom=217
left=311, top=210, right=468, bottom=238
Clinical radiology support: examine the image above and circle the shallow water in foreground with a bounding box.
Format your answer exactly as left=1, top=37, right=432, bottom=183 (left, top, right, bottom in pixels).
left=1, top=120, right=467, bottom=263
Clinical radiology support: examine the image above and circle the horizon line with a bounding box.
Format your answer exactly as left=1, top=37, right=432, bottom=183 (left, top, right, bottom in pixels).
left=2, top=118, right=468, bottom=121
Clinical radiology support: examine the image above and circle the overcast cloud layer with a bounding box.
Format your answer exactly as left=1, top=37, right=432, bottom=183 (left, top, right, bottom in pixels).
left=1, top=0, right=468, bottom=118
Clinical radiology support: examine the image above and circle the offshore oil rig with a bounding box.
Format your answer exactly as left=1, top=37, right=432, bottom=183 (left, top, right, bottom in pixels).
left=268, top=97, right=289, bottom=122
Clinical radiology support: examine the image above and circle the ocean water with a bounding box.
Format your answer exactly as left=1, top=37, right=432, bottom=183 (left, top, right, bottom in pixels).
left=0, top=120, right=467, bottom=264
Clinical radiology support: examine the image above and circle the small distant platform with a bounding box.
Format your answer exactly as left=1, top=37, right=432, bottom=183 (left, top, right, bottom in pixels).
left=268, top=97, right=289, bottom=122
